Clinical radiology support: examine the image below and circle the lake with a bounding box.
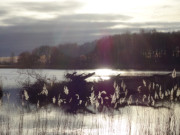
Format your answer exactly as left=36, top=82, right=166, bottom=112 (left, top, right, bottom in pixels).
left=0, top=68, right=180, bottom=135
left=1, top=68, right=179, bottom=88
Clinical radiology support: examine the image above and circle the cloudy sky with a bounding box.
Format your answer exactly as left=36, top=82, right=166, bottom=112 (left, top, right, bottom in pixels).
left=0, top=0, right=180, bottom=56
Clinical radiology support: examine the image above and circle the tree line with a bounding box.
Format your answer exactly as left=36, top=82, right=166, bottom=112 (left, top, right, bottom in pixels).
left=18, top=31, right=180, bottom=70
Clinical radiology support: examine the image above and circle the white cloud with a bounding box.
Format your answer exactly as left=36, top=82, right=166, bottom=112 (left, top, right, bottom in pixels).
left=0, top=0, right=83, bottom=26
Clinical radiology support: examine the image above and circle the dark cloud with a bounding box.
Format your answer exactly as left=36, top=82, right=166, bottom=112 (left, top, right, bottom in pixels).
left=0, top=17, right=120, bottom=56
left=2, top=17, right=39, bottom=26
left=119, top=22, right=180, bottom=28
left=0, top=13, right=132, bottom=33
left=0, top=12, right=180, bottom=56
left=0, top=32, right=55, bottom=56
left=0, top=20, right=118, bottom=34
left=58, top=14, right=132, bottom=21
left=2, top=13, right=132, bottom=27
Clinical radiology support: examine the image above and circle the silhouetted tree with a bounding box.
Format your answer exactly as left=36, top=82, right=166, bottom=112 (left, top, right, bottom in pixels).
left=18, top=51, right=39, bottom=68
left=17, top=31, right=180, bottom=69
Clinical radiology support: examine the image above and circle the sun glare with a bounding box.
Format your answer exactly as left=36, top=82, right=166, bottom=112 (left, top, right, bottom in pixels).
left=94, top=69, right=115, bottom=80
left=95, top=69, right=114, bottom=76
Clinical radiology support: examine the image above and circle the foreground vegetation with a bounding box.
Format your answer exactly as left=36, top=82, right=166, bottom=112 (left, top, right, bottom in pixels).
left=0, top=102, right=179, bottom=135
left=21, top=70, right=180, bottom=113
left=0, top=70, right=180, bottom=135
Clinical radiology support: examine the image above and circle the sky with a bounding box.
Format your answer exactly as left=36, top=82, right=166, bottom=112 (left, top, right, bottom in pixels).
left=0, top=0, right=180, bottom=56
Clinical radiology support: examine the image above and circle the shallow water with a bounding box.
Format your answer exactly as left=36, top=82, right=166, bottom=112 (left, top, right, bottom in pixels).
left=0, top=102, right=180, bottom=135
left=0, top=68, right=180, bottom=135
left=0, top=68, right=178, bottom=103
left=0, top=68, right=179, bottom=105
left=0, top=68, right=179, bottom=88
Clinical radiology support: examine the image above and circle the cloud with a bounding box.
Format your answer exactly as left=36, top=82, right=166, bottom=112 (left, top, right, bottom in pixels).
left=0, top=13, right=132, bottom=32
left=58, top=14, right=132, bottom=21
left=1, top=20, right=180, bottom=56
left=1, top=13, right=132, bottom=27
left=2, top=17, right=39, bottom=26
left=0, top=32, right=55, bottom=56
left=160, top=5, right=173, bottom=9
left=0, top=0, right=84, bottom=26
left=15, top=1, right=83, bottom=13
left=0, top=9, right=180, bottom=56
left=0, top=9, right=8, bottom=16
left=0, top=13, right=127, bottom=56
left=116, top=22, right=180, bottom=28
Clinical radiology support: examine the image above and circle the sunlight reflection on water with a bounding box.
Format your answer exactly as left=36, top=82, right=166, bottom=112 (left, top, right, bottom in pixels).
left=0, top=68, right=179, bottom=88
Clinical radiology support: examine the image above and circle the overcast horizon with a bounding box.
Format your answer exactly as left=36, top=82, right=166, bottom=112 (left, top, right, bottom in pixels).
left=0, top=0, right=180, bottom=56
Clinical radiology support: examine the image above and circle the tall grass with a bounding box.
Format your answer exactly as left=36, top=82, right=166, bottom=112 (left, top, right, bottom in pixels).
left=0, top=101, right=180, bottom=135
left=0, top=71, right=180, bottom=134
left=21, top=71, right=180, bottom=113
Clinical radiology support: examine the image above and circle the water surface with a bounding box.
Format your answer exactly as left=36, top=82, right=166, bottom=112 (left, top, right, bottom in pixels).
left=0, top=68, right=179, bottom=88
left=0, top=68, right=180, bottom=135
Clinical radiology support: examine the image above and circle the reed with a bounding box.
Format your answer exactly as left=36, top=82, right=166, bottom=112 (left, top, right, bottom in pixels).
left=1, top=70, right=180, bottom=134
left=0, top=103, right=180, bottom=135
left=21, top=71, right=180, bottom=113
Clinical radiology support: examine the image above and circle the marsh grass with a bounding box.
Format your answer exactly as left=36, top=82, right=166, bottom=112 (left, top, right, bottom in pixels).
left=0, top=100, right=180, bottom=135
left=1, top=71, right=180, bottom=134
left=21, top=71, right=180, bottom=113
left=0, top=94, right=180, bottom=135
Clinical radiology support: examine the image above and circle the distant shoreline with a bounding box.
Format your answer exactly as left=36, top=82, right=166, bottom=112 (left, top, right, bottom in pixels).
left=0, top=64, right=180, bottom=71
left=0, top=65, right=20, bottom=68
